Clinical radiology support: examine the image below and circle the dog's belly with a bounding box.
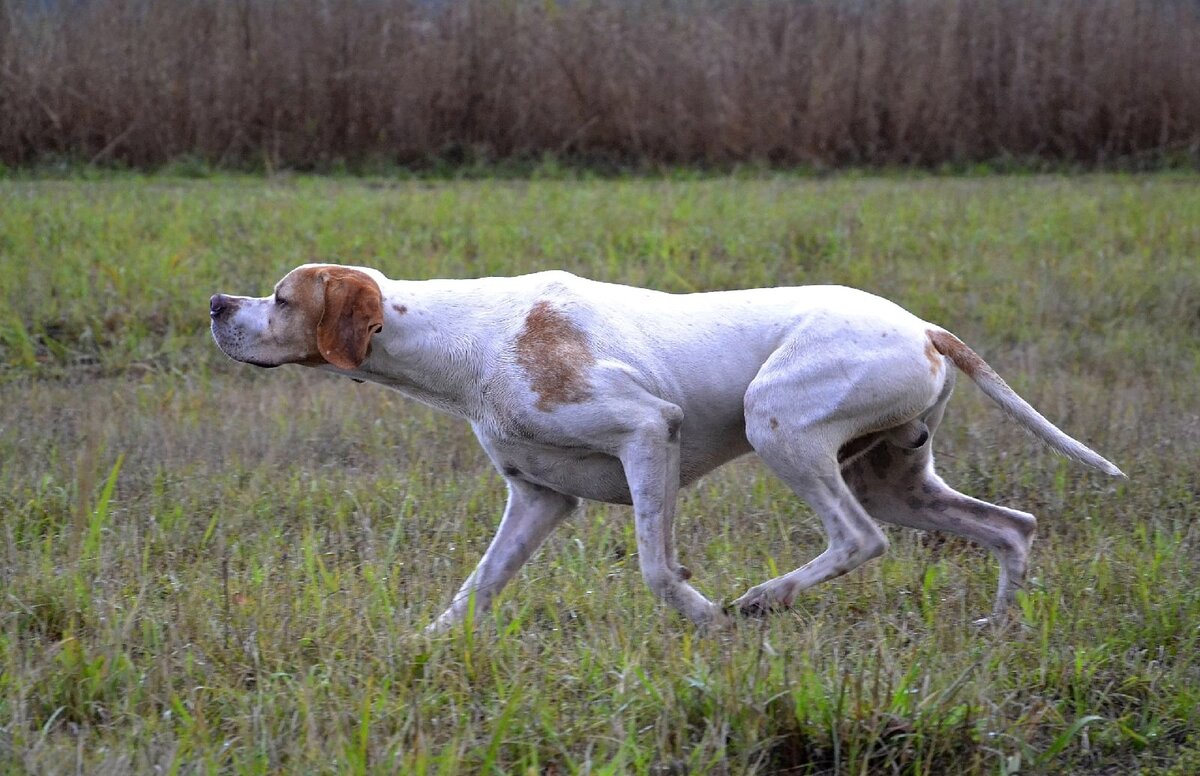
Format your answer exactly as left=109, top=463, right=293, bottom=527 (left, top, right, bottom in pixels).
left=500, top=445, right=635, bottom=504
left=488, top=434, right=752, bottom=505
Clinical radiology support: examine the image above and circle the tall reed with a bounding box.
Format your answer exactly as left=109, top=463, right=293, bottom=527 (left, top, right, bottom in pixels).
left=2, top=0, right=1197, bottom=170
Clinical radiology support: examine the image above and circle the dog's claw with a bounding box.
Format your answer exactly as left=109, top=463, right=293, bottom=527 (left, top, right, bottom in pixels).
left=729, top=587, right=789, bottom=618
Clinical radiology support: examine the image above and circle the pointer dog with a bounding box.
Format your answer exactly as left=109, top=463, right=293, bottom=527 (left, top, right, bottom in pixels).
left=211, top=264, right=1123, bottom=631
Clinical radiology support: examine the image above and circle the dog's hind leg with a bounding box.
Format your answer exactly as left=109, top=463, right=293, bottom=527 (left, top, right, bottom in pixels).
left=841, top=377, right=1036, bottom=620
left=844, top=441, right=1036, bottom=619
left=732, top=323, right=947, bottom=616
left=733, top=404, right=895, bottom=612
left=730, top=451, right=889, bottom=616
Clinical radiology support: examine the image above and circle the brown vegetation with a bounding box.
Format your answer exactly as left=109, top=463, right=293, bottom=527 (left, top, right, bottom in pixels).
left=2, top=0, right=1199, bottom=170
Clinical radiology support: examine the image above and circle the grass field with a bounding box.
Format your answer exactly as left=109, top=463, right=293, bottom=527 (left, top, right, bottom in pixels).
left=1, top=174, right=1198, bottom=774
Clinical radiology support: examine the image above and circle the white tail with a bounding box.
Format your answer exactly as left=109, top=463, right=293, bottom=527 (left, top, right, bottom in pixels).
left=928, top=329, right=1125, bottom=477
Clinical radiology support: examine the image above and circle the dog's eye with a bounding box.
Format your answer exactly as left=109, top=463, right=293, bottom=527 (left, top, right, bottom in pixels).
left=275, top=297, right=288, bottom=308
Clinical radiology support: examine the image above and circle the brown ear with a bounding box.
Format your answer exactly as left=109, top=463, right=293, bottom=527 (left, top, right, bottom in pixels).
left=316, top=270, right=384, bottom=370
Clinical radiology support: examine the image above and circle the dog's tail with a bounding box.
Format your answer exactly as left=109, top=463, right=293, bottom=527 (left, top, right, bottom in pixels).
left=927, top=329, right=1125, bottom=477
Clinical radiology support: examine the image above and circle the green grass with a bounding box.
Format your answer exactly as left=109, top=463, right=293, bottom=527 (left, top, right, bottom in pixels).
left=1, top=174, right=1198, bottom=773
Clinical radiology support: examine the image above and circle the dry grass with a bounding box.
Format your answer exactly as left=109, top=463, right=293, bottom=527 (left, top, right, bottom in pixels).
left=2, top=0, right=1199, bottom=170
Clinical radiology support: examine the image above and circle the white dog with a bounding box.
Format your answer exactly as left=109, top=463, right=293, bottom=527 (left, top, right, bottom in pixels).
left=211, top=264, right=1122, bottom=631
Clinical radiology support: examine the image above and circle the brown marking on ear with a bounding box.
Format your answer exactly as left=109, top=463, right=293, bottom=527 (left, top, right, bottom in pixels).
left=316, top=269, right=384, bottom=370
left=393, top=304, right=407, bottom=315
left=927, top=329, right=989, bottom=380
left=515, top=300, right=594, bottom=411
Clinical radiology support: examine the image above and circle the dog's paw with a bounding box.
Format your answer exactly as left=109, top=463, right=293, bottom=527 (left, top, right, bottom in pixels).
left=729, top=586, right=788, bottom=619
left=973, top=609, right=1029, bottom=634
left=734, top=600, right=787, bottom=619
left=699, top=606, right=736, bottom=634
left=728, top=601, right=772, bottom=619
left=423, top=614, right=461, bottom=638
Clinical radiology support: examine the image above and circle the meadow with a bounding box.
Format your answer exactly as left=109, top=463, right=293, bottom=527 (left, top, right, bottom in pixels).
left=1, top=173, right=1198, bottom=773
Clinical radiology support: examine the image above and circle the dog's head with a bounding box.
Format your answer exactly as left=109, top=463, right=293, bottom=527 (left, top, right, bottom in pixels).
left=210, top=264, right=384, bottom=370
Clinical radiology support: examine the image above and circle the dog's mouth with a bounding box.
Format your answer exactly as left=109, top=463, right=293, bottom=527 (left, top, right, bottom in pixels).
left=211, top=323, right=282, bottom=368
left=215, top=343, right=283, bottom=369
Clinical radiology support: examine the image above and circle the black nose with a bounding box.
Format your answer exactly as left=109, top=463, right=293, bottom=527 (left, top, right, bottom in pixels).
left=210, top=294, right=229, bottom=318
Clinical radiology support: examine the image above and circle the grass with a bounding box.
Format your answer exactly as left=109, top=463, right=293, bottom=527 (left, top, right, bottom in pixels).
left=1, top=173, right=1198, bottom=773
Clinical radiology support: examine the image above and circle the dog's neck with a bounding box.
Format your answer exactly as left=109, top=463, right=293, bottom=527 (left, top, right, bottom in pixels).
left=321, top=277, right=510, bottom=420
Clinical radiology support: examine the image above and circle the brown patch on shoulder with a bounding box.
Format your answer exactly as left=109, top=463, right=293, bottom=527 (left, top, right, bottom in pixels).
left=515, top=301, right=594, bottom=411
left=927, top=329, right=990, bottom=380
left=393, top=304, right=407, bottom=315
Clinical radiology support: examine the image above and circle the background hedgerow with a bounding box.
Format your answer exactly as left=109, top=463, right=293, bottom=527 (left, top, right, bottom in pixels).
left=1, top=0, right=1199, bottom=171
left=1, top=174, right=1198, bottom=773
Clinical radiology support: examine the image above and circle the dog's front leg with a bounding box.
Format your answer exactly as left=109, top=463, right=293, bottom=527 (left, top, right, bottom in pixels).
left=427, top=479, right=578, bottom=634
left=620, top=403, right=723, bottom=627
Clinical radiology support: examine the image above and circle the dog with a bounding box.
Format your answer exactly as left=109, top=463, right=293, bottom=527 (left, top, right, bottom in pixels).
left=211, top=264, right=1123, bottom=632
